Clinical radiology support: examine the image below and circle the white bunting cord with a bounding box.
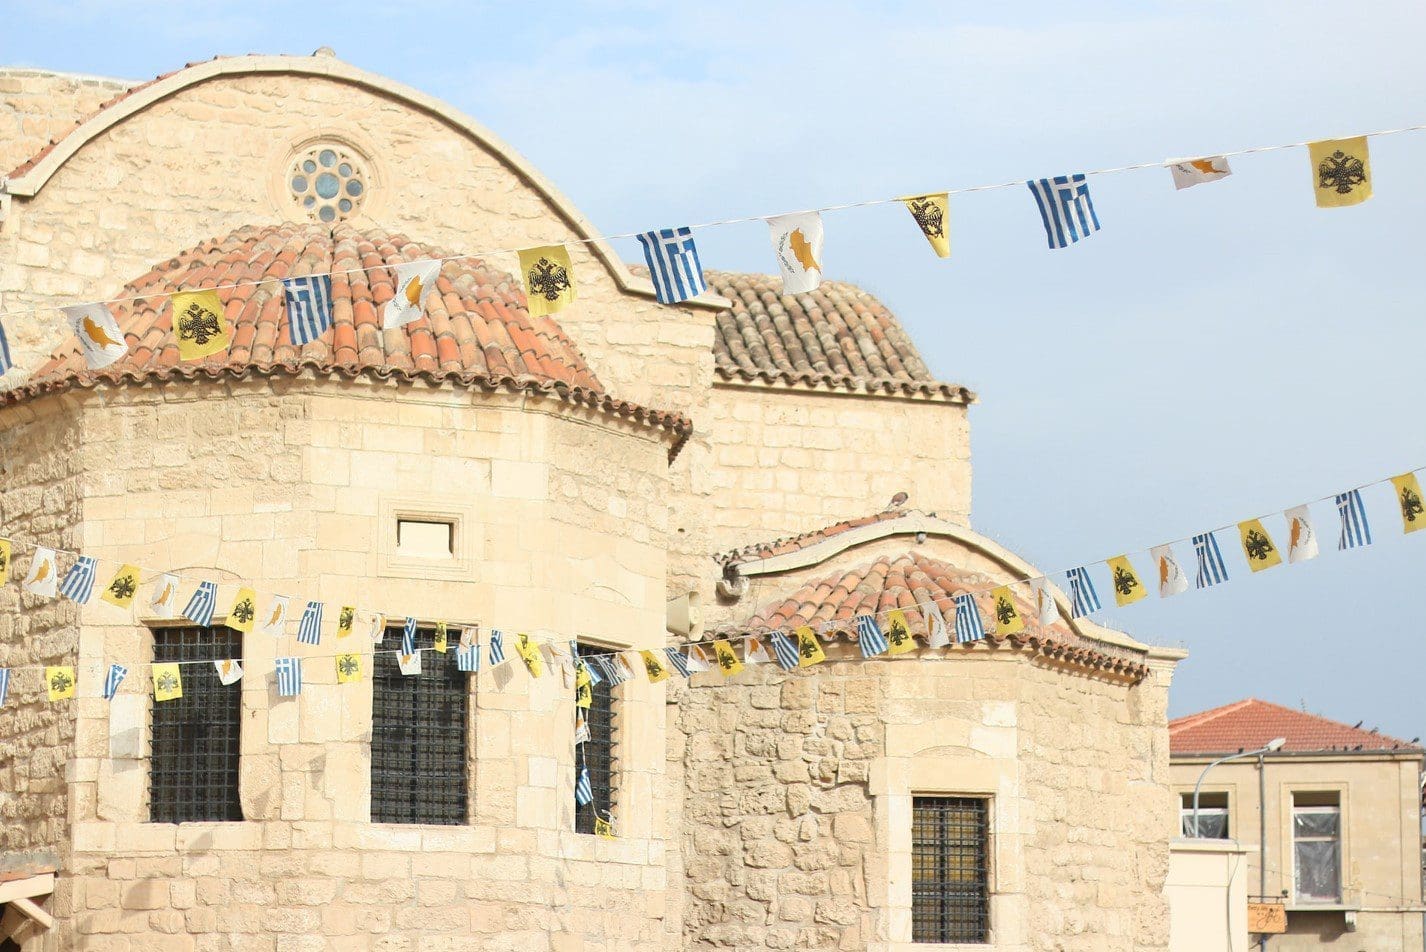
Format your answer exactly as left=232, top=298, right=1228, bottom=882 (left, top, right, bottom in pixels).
left=0, top=460, right=1419, bottom=680
left=0, top=119, right=1422, bottom=340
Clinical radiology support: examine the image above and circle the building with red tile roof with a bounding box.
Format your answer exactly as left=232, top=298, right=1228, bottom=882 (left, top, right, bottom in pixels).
left=1170, top=697, right=1420, bottom=756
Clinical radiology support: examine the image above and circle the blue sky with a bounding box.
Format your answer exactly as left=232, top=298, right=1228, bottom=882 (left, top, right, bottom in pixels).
left=4, top=1, right=1425, bottom=741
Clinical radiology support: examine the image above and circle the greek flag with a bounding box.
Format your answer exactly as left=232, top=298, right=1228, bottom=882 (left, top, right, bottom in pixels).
left=59, top=555, right=98, bottom=604
left=0, top=322, right=12, bottom=377
left=282, top=275, right=334, bottom=346
left=102, top=663, right=127, bottom=701
left=275, top=656, right=302, bottom=697
left=636, top=227, right=706, bottom=305
left=0, top=667, right=9, bottom=707
left=600, top=655, right=631, bottom=686
left=582, top=653, right=604, bottom=685
left=456, top=643, right=480, bottom=672
left=1066, top=566, right=1102, bottom=617
left=296, top=601, right=324, bottom=646
left=182, top=581, right=218, bottom=626
left=489, top=629, right=505, bottom=665
left=664, top=646, right=692, bottom=678
left=856, top=614, right=888, bottom=657
left=575, top=763, right=593, bottom=807
left=1336, top=490, right=1372, bottom=550
left=1192, top=533, right=1230, bottom=589
left=771, top=630, right=800, bottom=671
left=1027, top=174, right=1100, bottom=249
left=953, top=593, right=985, bottom=643
left=401, top=617, right=418, bottom=656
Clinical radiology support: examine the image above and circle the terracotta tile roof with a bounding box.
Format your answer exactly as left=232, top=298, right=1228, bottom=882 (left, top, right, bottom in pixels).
left=717, top=506, right=916, bottom=566
left=10, top=223, right=691, bottom=454
left=1170, top=698, right=1421, bottom=755
left=713, top=551, right=1147, bottom=682
left=704, top=270, right=974, bottom=402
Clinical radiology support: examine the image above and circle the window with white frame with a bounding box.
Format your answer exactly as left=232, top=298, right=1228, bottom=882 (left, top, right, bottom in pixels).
left=1292, top=792, right=1342, bottom=903
left=1180, top=792, right=1230, bottom=838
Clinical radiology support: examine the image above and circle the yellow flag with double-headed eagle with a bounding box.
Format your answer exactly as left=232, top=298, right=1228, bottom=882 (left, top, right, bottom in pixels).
left=903, top=194, right=950, bottom=258
left=1309, top=137, right=1371, bottom=208
left=1106, top=555, right=1148, bottom=607
left=169, top=291, right=230, bottom=361
left=518, top=245, right=577, bottom=317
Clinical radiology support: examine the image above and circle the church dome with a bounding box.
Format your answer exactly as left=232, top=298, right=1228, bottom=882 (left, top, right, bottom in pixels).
left=33, top=223, right=604, bottom=391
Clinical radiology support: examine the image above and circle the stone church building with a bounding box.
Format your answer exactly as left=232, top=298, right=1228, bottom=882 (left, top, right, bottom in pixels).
left=0, top=52, right=1185, bottom=950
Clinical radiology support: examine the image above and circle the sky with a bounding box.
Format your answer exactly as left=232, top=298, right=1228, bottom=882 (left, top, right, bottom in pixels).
left=3, top=1, right=1424, bottom=742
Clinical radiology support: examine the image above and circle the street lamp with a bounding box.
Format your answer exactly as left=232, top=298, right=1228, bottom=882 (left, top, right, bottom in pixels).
left=1191, top=735, right=1287, bottom=837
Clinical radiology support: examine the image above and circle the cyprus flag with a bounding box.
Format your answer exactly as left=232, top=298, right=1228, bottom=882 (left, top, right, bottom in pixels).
left=1167, top=156, right=1232, bottom=190
left=383, top=260, right=441, bottom=329
left=1285, top=505, right=1319, bottom=563
left=61, top=303, right=128, bottom=369
left=23, top=546, right=58, bottom=597
left=149, top=573, right=180, bottom=618
left=767, top=212, right=824, bottom=294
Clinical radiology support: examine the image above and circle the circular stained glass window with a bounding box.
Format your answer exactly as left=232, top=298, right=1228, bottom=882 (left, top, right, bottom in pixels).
left=287, top=142, right=368, bottom=222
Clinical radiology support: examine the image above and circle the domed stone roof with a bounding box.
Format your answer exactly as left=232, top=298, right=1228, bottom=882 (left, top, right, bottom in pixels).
left=34, top=223, right=603, bottom=387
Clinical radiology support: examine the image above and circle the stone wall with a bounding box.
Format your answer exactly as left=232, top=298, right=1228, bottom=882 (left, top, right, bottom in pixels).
left=5, top=375, right=675, bottom=949
left=674, top=645, right=1174, bottom=951
left=0, top=396, right=84, bottom=880
left=706, top=383, right=971, bottom=555
left=0, top=69, right=130, bottom=174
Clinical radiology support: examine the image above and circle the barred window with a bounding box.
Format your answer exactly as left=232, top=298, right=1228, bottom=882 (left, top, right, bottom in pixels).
left=912, top=796, right=990, bottom=943
left=149, top=626, right=243, bottom=823
left=371, top=625, right=469, bottom=824
left=575, top=644, right=618, bottom=834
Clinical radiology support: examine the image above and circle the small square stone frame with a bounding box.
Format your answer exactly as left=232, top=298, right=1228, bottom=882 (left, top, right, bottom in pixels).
left=377, top=494, right=479, bottom=582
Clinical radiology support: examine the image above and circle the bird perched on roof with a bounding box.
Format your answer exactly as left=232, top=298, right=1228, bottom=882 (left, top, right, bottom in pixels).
left=887, top=491, right=909, bottom=509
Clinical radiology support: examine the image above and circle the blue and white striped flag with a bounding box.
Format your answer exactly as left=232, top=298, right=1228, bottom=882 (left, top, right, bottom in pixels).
left=1336, top=490, right=1372, bottom=550
left=574, top=763, right=593, bottom=806
left=59, top=555, right=98, bottom=604
left=0, top=667, right=9, bottom=707
left=275, top=656, right=302, bottom=697
left=183, top=581, right=218, bottom=626
left=282, top=274, right=334, bottom=346
left=296, top=601, right=324, bottom=646
left=1066, top=566, right=1102, bottom=617
left=664, top=646, right=692, bottom=678
left=600, top=655, right=631, bottom=686
left=953, top=593, right=985, bottom=643
left=456, top=643, right=481, bottom=672
left=488, top=629, right=506, bottom=665
left=582, top=653, right=604, bottom=685
left=855, top=614, right=888, bottom=657
left=636, top=227, right=706, bottom=305
left=1027, top=174, right=1101, bottom=249
left=770, top=630, right=800, bottom=671
left=102, top=663, right=127, bottom=701
left=401, top=617, right=418, bottom=656
left=0, top=322, right=12, bottom=377
left=1192, top=533, right=1230, bottom=589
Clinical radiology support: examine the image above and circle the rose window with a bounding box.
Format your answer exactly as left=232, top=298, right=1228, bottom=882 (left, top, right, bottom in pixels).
left=287, top=144, right=367, bottom=223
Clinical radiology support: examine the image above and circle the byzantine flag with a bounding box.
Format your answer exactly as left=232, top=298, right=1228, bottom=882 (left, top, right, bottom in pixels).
left=513, top=632, right=544, bottom=677
left=884, top=609, right=917, bottom=654
left=1149, top=545, right=1188, bottom=598
left=227, top=587, right=258, bottom=633
left=100, top=564, right=141, bottom=609
left=1168, top=156, right=1232, bottom=190
left=594, top=816, right=615, bottom=839
left=214, top=659, right=243, bottom=686
left=518, top=245, right=577, bottom=317
left=383, top=260, right=441, bottom=329
left=903, top=193, right=950, bottom=258
left=640, top=649, right=669, bottom=683
left=1106, top=556, right=1148, bottom=607
left=0, top=539, right=10, bottom=586
left=337, top=606, right=355, bottom=639
left=170, top=290, right=230, bottom=361
left=23, top=546, right=58, bottom=598
left=433, top=621, right=449, bottom=654
left=61, top=303, right=128, bottom=369
left=336, top=653, right=362, bottom=684
left=990, top=586, right=1024, bottom=635
left=1237, top=519, right=1282, bottom=571
left=575, top=661, right=593, bottom=708
left=794, top=626, right=826, bottom=666
left=767, top=212, right=824, bottom=294
left=1285, top=505, right=1319, bottom=563
left=1390, top=473, right=1426, bottom=533
left=149, top=573, right=180, bottom=618
left=712, top=639, right=743, bottom=676
left=46, top=665, right=76, bottom=701
left=151, top=663, right=182, bottom=702
left=1309, top=137, right=1371, bottom=208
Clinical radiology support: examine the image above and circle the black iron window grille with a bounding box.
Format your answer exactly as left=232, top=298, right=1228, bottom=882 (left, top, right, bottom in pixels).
left=575, top=644, right=618, bottom=835
left=912, top=795, right=990, bottom=943
left=148, top=625, right=243, bottom=823
left=371, top=625, right=469, bottom=825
